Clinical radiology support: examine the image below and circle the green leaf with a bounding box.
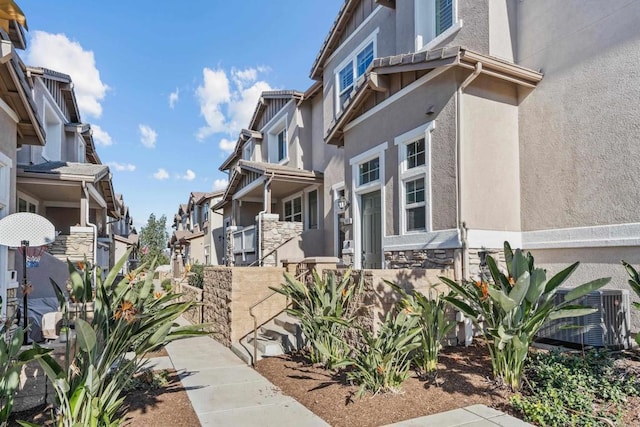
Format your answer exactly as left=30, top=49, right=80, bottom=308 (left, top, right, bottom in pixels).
left=488, top=287, right=517, bottom=312
left=525, top=268, right=546, bottom=303
left=509, top=271, right=530, bottom=307
left=17, top=345, right=53, bottom=362
left=549, top=307, right=598, bottom=320
left=544, top=262, right=579, bottom=294
left=16, top=421, right=41, bottom=427
left=49, top=278, right=68, bottom=310
left=563, top=277, right=610, bottom=303
left=504, top=241, right=514, bottom=274
left=35, top=353, right=64, bottom=380
left=75, top=318, right=97, bottom=352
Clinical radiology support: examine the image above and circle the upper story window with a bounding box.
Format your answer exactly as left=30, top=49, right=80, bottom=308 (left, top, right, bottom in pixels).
left=415, top=0, right=457, bottom=52
left=204, top=203, right=209, bottom=222
left=43, top=103, right=62, bottom=162
left=307, top=190, right=318, bottom=230
left=407, top=138, right=426, bottom=169
left=267, top=117, right=288, bottom=164
left=283, top=196, right=302, bottom=222
left=18, top=195, right=37, bottom=213
left=242, top=141, right=254, bottom=161
left=359, top=157, right=380, bottom=186
left=335, top=32, right=377, bottom=115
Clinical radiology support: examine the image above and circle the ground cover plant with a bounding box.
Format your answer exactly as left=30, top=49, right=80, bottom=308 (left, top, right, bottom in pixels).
left=187, top=263, right=205, bottom=289
left=25, top=250, right=208, bottom=427
left=441, top=242, right=610, bottom=390
left=511, top=349, right=640, bottom=426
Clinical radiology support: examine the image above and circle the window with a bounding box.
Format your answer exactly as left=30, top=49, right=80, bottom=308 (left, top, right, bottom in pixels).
left=283, top=196, right=302, bottom=222
left=18, top=197, right=37, bottom=213
left=359, top=157, right=380, bottom=186
left=277, top=129, right=287, bottom=162
left=307, top=190, right=318, bottom=229
left=407, top=138, right=426, bottom=169
left=415, top=0, right=456, bottom=51
left=405, top=178, right=426, bottom=231
left=335, top=34, right=376, bottom=113
left=395, top=122, right=434, bottom=234
left=243, top=141, right=254, bottom=161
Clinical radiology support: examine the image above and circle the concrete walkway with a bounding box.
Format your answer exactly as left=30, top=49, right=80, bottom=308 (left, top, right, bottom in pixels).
left=147, top=316, right=530, bottom=426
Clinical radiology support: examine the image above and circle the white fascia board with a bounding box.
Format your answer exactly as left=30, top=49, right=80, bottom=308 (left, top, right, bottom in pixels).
left=383, top=229, right=461, bottom=251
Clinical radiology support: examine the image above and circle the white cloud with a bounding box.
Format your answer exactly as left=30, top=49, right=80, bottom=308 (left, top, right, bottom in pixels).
left=219, top=138, right=236, bottom=153
left=138, top=124, right=157, bottom=148
left=169, top=88, right=179, bottom=109
left=181, top=169, right=196, bottom=181
left=26, top=31, right=109, bottom=119
left=91, top=124, right=112, bottom=146
left=108, top=162, right=136, bottom=172
left=195, top=66, right=272, bottom=141
left=153, top=168, right=169, bottom=180
left=213, top=178, right=228, bottom=191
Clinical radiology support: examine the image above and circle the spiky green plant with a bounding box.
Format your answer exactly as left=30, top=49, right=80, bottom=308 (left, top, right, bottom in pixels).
left=33, top=250, right=209, bottom=426
left=390, top=283, right=455, bottom=374
left=620, top=260, right=640, bottom=346
left=271, top=269, right=363, bottom=368
left=441, top=241, right=610, bottom=390
left=334, top=310, right=422, bottom=397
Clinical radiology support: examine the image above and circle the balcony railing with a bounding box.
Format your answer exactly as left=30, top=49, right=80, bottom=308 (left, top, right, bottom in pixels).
left=232, top=225, right=256, bottom=261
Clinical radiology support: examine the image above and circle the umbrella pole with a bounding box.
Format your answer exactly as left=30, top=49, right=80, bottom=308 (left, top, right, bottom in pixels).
left=21, top=239, right=29, bottom=345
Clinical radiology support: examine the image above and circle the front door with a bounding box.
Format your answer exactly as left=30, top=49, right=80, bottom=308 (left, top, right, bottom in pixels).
left=361, top=191, right=382, bottom=269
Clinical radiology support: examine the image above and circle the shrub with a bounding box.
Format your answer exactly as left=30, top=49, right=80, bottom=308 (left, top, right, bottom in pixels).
left=391, top=283, right=455, bottom=375
left=188, top=263, right=205, bottom=289
left=272, top=269, right=363, bottom=369
left=36, top=250, right=209, bottom=426
left=335, top=310, right=422, bottom=397
left=161, top=278, right=172, bottom=292
left=511, top=349, right=640, bottom=426
left=442, top=241, right=610, bottom=390
left=620, top=261, right=640, bottom=345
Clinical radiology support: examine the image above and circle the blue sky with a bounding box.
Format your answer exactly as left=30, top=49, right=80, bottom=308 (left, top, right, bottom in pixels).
left=18, top=0, right=343, bottom=230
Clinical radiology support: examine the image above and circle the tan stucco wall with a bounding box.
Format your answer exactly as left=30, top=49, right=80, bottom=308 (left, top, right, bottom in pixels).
left=517, top=0, right=640, bottom=230
left=530, top=246, right=640, bottom=331
left=188, top=234, right=205, bottom=265
left=462, top=75, right=520, bottom=231
left=342, top=71, right=458, bottom=236
left=488, top=0, right=517, bottom=61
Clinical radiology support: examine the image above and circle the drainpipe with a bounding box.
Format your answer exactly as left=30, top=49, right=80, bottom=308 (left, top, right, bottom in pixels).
left=456, top=62, right=482, bottom=280
left=82, top=181, right=98, bottom=285
left=256, top=173, right=275, bottom=266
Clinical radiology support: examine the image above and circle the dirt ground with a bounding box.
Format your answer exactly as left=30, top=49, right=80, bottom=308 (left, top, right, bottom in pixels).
left=255, top=342, right=514, bottom=427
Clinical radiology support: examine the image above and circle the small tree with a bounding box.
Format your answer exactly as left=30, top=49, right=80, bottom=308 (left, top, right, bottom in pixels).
left=139, top=213, right=169, bottom=266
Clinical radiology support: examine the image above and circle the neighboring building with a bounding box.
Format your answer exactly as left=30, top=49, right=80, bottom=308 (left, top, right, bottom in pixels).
left=0, top=24, right=46, bottom=320
left=111, top=193, right=139, bottom=275
left=169, top=191, right=224, bottom=275
left=214, top=88, right=343, bottom=266
left=16, top=67, right=120, bottom=276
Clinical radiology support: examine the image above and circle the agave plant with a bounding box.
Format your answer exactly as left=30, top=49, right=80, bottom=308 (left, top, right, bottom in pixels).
left=390, top=282, right=455, bottom=374
left=32, top=250, right=208, bottom=426
left=441, top=242, right=610, bottom=390
left=334, top=310, right=422, bottom=397
left=271, top=269, right=363, bottom=369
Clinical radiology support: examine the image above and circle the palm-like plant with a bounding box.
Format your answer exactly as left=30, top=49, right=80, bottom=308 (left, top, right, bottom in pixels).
left=272, top=269, right=363, bottom=368
left=620, top=260, right=640, bottom=346
left=442, top=242, right=610, bottom=390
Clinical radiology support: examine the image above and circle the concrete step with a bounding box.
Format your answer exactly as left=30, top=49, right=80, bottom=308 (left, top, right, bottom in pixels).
left=247, top=334, right=283, bottom=357
left=231, top=341, right=253, bottom=365
left=274, top=312, right=301, bottom=334
left=260, top=324, right=300, bottom=352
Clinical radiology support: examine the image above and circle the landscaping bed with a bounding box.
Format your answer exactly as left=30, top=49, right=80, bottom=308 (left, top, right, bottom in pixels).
left=255, top=341, right=513, bottom=427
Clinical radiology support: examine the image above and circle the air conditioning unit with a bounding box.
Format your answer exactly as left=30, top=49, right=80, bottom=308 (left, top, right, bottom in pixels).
left=536, top=289, right=631, bottom=349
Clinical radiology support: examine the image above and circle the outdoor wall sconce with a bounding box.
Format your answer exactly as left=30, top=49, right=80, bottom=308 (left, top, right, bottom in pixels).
left=336, top=196, right=350, bottom=211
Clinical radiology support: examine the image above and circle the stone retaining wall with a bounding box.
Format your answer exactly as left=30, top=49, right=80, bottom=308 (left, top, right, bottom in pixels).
left=384, top=248, right=456, bottom=270
left=48, top=232, right=93, bottom=262
left=203, top=267, right=232, bottom=346
left=176, top=282, right=203, bottom=324
left=260, top=215, right=303, bottom=266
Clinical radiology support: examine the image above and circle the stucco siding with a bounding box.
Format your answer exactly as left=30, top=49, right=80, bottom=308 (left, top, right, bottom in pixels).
left=488, top=0, right=517, bottom=61
left=462, top=75, right=520, bottom=231
left=342, top=71, right=458, bottom=237
left=517, top=0, right=640, bottom=230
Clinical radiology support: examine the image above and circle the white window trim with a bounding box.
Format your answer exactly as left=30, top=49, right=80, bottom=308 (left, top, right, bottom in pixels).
left=415, top=0, right=462, bottom=52
left=242, top=140, right=254, bottom=161
left=331, top=182, right=345, bottom=258
left=304, top=186, right=321, bottom=230
left=325, top=6, right=384, bottom=65
left=396, top=122, right=435, bottom=235
left=334, top=28, right=379, bottom=116
left=350, top=142, right=387, bottom=269
left=17, top=191, right=39, bottom=213
left=0, top=152, right=11, bottom=320
left=267, top=116, right=289, bottom=165
left=282, top=192, right=303, bottom=223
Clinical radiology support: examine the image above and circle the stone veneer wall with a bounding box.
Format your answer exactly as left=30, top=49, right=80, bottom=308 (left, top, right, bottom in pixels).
left=468, top=247, right=506, bottom=281
left=203, top=267, right=232, bottom=346
left=48, top=231, right=93, bottom=262
left=176, top=282, right=203, bottom=324
left=260, top=215, right=303, bottom=266
left=385, top=248, right=456, bottom=270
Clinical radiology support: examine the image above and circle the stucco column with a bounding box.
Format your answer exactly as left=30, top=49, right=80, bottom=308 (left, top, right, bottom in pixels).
left=263, top=179, right=272, bottom=213
left=80, top=192, right=87, bottom=227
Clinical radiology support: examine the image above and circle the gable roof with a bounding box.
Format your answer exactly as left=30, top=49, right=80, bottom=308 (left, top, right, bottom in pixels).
left=28, top=66, right=82, bottom=123
left=325, top=46, right=544, bottom=145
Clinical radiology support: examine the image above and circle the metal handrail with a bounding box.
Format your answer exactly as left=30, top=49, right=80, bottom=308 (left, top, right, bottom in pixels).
left=247, top=230, right=303, bottom=267
left=248, top=271, right=307, bottom=365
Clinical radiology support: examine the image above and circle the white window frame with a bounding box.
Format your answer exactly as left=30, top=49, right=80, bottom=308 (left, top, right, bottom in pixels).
left=242, top=140, right=254, bottom=161
left=267, top=116, right=288, bottom=164
left=334, top=29, right=379, bottom=116
left=349, top=142, right=388, bottom=269
left=42, top=99, right=63, bottom=162
left=415, top=0, right=462, bottom=52
left=396, top=122, right=435, bottom=234
left=332, top=182, right=346, bottom=258
left=17, top=191, right=38, bottom=214
left=304, top=186, right=320, bottom=230
left=0, top=152, right=11, bottom=320
left=282, top=192, right=303, bottom=223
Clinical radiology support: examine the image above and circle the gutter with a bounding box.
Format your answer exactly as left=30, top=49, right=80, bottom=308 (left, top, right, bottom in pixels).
left=456, top=62, right=482, bottom=280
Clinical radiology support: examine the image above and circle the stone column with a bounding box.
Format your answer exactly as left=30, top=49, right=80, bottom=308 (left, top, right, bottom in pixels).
left=225, top=226, right=237, bottom=266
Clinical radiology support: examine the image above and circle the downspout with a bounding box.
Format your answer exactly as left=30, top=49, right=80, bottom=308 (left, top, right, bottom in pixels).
left=257, top=172, right=275, bottom=266
left=82, top=181, right=98, bottom=285
left=456, top=62, right=482, bottom=280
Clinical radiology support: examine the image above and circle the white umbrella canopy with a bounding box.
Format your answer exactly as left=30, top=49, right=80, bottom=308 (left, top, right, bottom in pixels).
left=0, top=212, right=55, bottom=248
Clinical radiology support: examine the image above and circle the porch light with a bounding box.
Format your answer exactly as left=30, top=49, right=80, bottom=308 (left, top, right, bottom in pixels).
left=336, top=196, right=350, bottom=211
